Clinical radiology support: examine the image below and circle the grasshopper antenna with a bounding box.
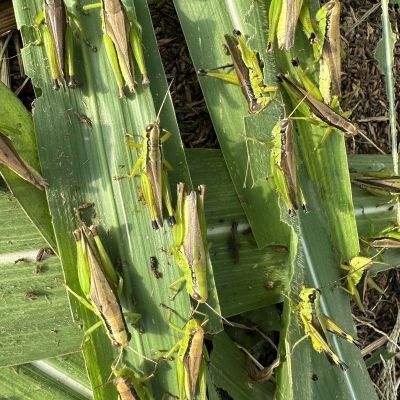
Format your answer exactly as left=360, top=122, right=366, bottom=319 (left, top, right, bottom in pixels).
left=127, top=346, right=158, bottom=366
left=356, top=129, right=386, bottom=155
left=156, top=79, right=174, bottom=122
left=203, top=301, right=234, bottom=326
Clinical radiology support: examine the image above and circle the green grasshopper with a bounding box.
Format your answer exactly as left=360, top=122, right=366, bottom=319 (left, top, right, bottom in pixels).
left=351, top=172, right=400, bottom=201
left=0, top=131, right=47, bottom=190
left=82, top=0, right=149, bottom=97
left=293, top=287, right=361, bottom=371
left=34, top=0, right=85, bottom=89
left=126, top=118, right=175, bottom=230
left=161, top=310, right=208, bottom=400
left=268, top=0, right=318, bottom=52
left=113, top=367, right=154, bottom=400
left=367, top=224, right=400, bottom=248
left=318, top=0, right=341, bottom=104
left=170, top=183, right=208, bottom=304
left=271, top=118, right=308, bottom=216
left=278, top=73, right=357, bottom=136
left=198, top=30, right=277, bottom=114
left=339, top=256, right=384, bottom=313
left=66, top=225, right=140, bottom=348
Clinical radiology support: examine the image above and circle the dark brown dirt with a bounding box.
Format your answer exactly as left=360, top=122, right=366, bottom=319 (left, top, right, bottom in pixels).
left=341, top=0, right=400, bottom=154
left=149, top=0, right=217, bottom=148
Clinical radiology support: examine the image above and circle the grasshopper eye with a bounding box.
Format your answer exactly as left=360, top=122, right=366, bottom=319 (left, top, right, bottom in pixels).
left=233, top=29, right=241, bottom=36
left=308, top=293, right=316, bottom=302
left=145, top=124, right=153, bottom=132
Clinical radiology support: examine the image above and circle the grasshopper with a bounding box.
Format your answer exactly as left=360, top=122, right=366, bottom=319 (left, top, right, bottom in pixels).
left=34, top=0, right=86, bottom=89
left=318, top=0, right=341, bottom=103
left=82, top=0, right=149, bottom=97
left=339, top=256, right=384, bottom=313
left=113, top=367, right=154, bottom=400
left=198, top=30, right=277, bottom=114
left=351, top=172, right=400, bottom=201
left=271, top=118, right=308, bottom=216
left=66, top=225, right=140, bottom=348
left=268, top=0, right=317, bottom=52
left=0, top=131, right=47, bottom=189
left=126, top=118, right=175, bottom=230
left=170, top=183, right=208, bottom=304
left=278, top=73, right=357, bottom=136
left=293, top=287, right=361, bottom=371
left=161, top=310, right=208, bottom=400
left=367, top=224, right=400, bottom=248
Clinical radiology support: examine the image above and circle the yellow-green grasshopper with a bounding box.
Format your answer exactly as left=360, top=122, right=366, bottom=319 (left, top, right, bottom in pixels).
left=170, top=183, right=208, bottom=304
left=66, top=225, right=140, bottom=348
left=113, top=366, right=154, bottom=400
left=351, top=172, right=400, bottom=202
left=271, top=118, right=308, bottom=217
left=367, top=224, right=400, bottom=248
left=82, top=0, right=149, bottom=97
left=278, top=73, right=357, bottom=137
left=34, top=0, right=86, bottom=89
left=126, top=117, right=175, bottom=230
left=267, top=0, right=318, bottom=52
left=293, top=287, right=362, bottom=371
left=198, top=30, right=277, bottom=114
left=161, top=309, right=208, bottom=400
left=339, top=256, right=385, bottom=313
left=317, top=0, right=342, bottom=104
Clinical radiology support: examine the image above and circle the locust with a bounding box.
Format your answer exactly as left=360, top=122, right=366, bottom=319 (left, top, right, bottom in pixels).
left=82, top=0, right=149, bottom=97
left=278, top=73, right=357, bottom=136
left=198, top=30, right=277, bottom=114
left=0, top=131, right=47, bottom=189
left=268, top=0, right=318, bottom=52
left=339, top=256, right=384, bottom=313
left=34, top=0, right=86, bottom=89
left=293, top=287, right=362, bottom=371
left=170, top=183, right=208, bottom=304
left=351, top=172, right=400, bottom=201
left=271, top=118, right=308, bottom=216
left=126, top=118, right=175, bottom=230
left=318, top=0, right=342, bottom=103
left=66, top=225, right=140, bottom=348
left=367, top=224, right=400, bottom=248
left=161, top=310, right=208, bottom=400
left=113, top=367, right=154, bottom=400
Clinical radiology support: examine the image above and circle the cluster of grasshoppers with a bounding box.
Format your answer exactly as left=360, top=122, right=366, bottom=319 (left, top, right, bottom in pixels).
left=27, top=1, right=393, bottom=397
left=33, top=0, right=148, bottom=96
left=197, top=0, right=390, bottom=374
left=69, top=182, right=210, bottom=399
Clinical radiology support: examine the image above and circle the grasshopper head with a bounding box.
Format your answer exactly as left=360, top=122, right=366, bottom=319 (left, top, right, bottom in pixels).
left=299, top=287, right=320, bottom=304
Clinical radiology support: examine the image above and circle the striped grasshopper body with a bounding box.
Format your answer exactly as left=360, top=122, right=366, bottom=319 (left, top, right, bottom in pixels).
left=83, top=0, right=149, bottom=97
left=113, top=367, right=154, bottom=400
left=162, top=315, right=208, bottom=400
left=126, top=120, right=175, bottom=230
left=170, top=183, right=208, bottom=304
left=271, top=118, right=307, bottom=216
left=294, top=287, right=361, bottom=371
left=198, top=30, right=276, bottom=114
left=68, top=226, right=139, bottom=347
left=34, top=0, right=83, bottom=89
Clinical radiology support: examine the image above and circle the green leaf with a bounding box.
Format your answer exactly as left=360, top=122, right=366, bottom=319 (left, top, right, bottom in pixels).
left=0, top=82, right=56, bottom=250
left=209, top=331, right=275, bottom=400
left=374, top=0, right=399, bottom=175
left=0, top=189, right=81, bottom=367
